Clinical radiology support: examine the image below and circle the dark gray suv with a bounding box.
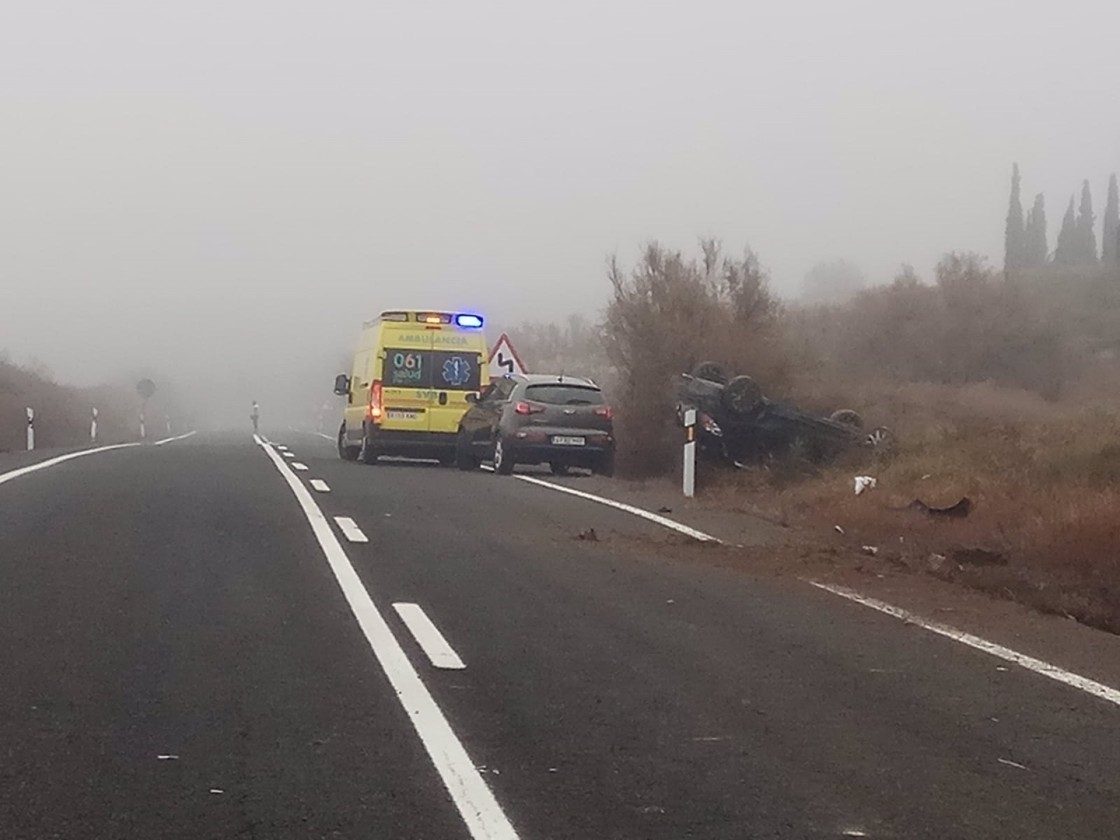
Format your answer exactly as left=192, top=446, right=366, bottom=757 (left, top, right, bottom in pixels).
left=455, top=375, right=615, bottom=476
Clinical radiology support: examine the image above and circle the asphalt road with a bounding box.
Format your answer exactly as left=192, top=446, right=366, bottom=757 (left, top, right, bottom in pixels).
left=2, top=431, right=1119, bottom=839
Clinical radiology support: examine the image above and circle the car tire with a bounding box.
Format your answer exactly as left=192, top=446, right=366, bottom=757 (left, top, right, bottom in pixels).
left=338, top=423, right=359, bottom=462
left=455, top=430, right=480, bottom=471
left=722, top=375, right=763, bottom=417
left=493, top=436, right=514, bottom=475
left=595, top=451, right=616, bottom=478
left=829, top=408, right=864, bottom=429
left=358, top=425, right=380, bottom=465
left=549, top=462, right=571, bottom=476
left=691, top=361, right=730, bottom=385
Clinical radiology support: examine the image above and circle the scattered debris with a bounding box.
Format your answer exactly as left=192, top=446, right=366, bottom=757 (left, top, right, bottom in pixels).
left=576, top=528, right=599, bottom=541
left=666, top=599, right=675, bottom=605
left=910, top=497, right=972, bottom=518
left=996, top=666, right=1009, bottom=672
left=997, top=758, right=1028, bottom=771
left=921, top=474, right=932, bottom=480
left=951, top=547, right=1006, bottom=567
left=209, top=788, right=224, bottom=795
left=854, top=476, right=877, bottom=496
left=548, top=768, right=558, bottom=773
left=861, top=545, right=879, bottom=556
left=927, top=553, right=948, bottom=572
left=657, top=506, right=673, bottom=513
left=834, top=525, right=845, bottom=535
left=157, top=755, right=179, bottom=761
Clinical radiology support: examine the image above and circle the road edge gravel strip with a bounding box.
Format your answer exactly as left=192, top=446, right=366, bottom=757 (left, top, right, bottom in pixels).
left=253, top=435, right=521, bottom=840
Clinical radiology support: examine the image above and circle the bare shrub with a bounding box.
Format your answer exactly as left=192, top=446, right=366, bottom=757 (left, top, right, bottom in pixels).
left=602, top=239, right=783, bottom=476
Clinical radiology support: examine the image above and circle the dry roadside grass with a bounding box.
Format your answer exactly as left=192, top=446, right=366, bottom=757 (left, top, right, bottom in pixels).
left=700, top=378, right=1120, bottom=635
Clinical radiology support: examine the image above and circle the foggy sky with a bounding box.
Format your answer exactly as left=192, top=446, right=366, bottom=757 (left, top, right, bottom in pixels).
left=2, top=1, right=1118, bottom=413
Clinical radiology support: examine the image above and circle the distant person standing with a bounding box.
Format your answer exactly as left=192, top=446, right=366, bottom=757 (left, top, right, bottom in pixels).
left=250, top=401, right=260, bottom=433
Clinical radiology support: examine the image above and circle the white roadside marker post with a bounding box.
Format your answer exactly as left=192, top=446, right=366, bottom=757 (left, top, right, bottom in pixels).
left=91, top=408, right=98, bottom=444
left=682, top=407, right=696, bottom=498
left=26, top=407, right=35, bottom=451
left=139, top=412, right=146, bottom=441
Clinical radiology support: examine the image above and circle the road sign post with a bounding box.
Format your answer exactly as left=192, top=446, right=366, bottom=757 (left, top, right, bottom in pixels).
left=682, top=407, right=697, bottom=498
left=136, top=379, right=156, bottom=442
left=26, top=407, right=34, bottom=452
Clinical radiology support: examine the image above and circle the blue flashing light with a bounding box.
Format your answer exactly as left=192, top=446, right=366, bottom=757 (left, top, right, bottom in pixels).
left=455, top=313, right=484, bottom=329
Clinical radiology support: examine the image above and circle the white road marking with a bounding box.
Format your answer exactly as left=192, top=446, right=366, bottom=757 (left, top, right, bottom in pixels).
left=0, top=443, right=141, bottom=488
left=291, top=462, right=309, bottom=471
left=509, top=473, right=719, bottom=543
left=333, top=516, right=369, bottom=544
left=282, top=451, right=296, bottom=458
left=310, top=479, right=331, bottom=492
left=314, top=432, right=334, bottom=441
left=393, top=603, right=467, bottom=670
left=253, top=435, right=519, bottom=840
left=810, top=582, right=1120, bottom=709
left=154, top=430, right=197, bottom=446
left=276, top=445, right=289, bottom=451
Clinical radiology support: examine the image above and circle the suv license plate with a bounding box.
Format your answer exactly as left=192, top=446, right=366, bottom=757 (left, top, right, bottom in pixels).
left=386, top=409, right=420, bottom=421
left=552, top=436, right=586, bottom=446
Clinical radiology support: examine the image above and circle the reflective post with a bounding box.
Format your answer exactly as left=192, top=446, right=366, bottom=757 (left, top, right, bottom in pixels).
left=682, top=407, right=696, bottom=498
left=26, top=407, right=34, bottom=451
left=91, top=407, right=98, bottom=443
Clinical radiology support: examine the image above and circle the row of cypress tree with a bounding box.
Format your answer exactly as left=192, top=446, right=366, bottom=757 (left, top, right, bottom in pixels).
left=1004, top=164, right=1119, bottom=274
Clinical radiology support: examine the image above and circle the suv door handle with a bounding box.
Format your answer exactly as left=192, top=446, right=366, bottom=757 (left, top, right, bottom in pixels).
left=438, top=392, right=448, bottom=406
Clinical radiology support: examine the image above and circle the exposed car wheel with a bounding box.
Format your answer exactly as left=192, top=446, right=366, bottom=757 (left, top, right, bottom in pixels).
left=358, top=426, right=380, bottom=465
left=493, top=436, right=514, bottom=475
left=865, top=426, right=894, bottom=451
left=338, top=423, right=359, bottom=462
left=691, top=361, right=730, bottom=385
left=829, top=408, right=864, bottom=429
left=722, top=375, right=763, bottom=417
left=455, top=429, right=480, bottom=471
left=549, top=462, right=571, bottom=476
left=595, top=451, right=616, bottom=478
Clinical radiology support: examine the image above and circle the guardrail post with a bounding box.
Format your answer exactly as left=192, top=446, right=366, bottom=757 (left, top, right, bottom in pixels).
left=91, top=407, right=98, bottom=444
left=682, top=407, right=696, bottom=498
left=26, top=407, right=35, bottom=451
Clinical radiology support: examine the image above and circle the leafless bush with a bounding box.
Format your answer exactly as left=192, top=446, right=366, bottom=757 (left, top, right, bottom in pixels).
left=602, top=239, right=784, bottom=476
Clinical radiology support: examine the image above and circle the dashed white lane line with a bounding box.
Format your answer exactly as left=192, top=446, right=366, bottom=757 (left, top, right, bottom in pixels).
left=154, top=430, right=197, bottom=446
left=0, top=443, right=141, bottom=487
left=291, top=462, right=309, bottom=471
left=810, top=582, right=1120, bottom=709
left=252, top=435, right=518, bottom=840
left=310, top=479, right=331, bottom=492
left=282, top=451, right=296, bottom=459
left=393, top=603, right=467, bottom=670
left=333, top=516, right=369, bottom=544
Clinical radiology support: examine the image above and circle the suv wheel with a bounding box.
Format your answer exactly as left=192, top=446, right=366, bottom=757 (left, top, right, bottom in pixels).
left=494, top=436, right=514, bottom=475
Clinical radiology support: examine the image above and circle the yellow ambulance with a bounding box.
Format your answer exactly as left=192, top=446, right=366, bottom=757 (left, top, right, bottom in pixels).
left=333, top=310, right=489, bottom=464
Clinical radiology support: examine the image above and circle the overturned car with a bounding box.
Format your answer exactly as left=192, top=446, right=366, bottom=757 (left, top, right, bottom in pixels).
left=676, top=362, right=892, bottom=466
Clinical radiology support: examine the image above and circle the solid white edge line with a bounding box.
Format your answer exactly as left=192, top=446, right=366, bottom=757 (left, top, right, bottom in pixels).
left=154, top=430, right=197, bottom=446
left=309, top=479, right=331, bottom=492
left=810, top=581, right=1120, bottom=708
left=252, top=435, right=519, bottom=839
left=0, top=442, right=142, bottom=487
left=291, top=462, right=309, bottom=471
left=333, top=515, right=369, bottom=544
left=510, top=473, right=720, bottom=543
left=393, top=603, right=467, bottom=670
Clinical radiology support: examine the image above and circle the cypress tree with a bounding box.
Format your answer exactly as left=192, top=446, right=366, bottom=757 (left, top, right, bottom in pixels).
left=1054, top=196, right=1078, bottom=265
left=1103, top=174, right=1119, bottom=267
left=1004, top=163, right=1025, bottom=276
left=1024, top=193, right=1048, bottom=266
left=1076, top=180, right=1098, bottom=263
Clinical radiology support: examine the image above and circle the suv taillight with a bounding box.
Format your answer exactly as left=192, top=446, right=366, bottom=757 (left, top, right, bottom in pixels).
left=368, top=381, right=383, bottom=422
left=514, top=401, right=544, bottom=415
left=595, top=406, right=614, bottom=420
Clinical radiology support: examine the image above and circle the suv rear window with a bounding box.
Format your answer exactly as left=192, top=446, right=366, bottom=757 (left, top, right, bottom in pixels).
left=525, top=384, right=604, bottom=405
left=385, top=350, right=481, bottom=391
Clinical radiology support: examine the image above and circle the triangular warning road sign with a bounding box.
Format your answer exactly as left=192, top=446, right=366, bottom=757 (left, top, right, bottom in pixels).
left=488, top=334, right=528, bottom=378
